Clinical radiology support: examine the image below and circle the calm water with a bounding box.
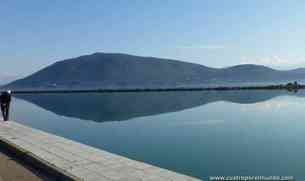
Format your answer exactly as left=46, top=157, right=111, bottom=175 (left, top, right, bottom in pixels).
left=10, top=90, right=305, bottom=180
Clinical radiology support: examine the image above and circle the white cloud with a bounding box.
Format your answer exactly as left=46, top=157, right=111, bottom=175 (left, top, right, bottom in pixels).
left=240, top=56, right=305, bottom=68
left=178, top=44, right=225, bottom=50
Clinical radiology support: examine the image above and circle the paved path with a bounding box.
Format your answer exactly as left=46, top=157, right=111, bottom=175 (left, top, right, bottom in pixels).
left=0, top=121, right=200, bottom=181
left=0, top=146, right=52, bottom=181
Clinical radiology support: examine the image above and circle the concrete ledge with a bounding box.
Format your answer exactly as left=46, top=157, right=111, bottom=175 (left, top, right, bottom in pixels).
left=0, top=133, right=78, bottom=181
left=0, top=121, right=201, bottom=181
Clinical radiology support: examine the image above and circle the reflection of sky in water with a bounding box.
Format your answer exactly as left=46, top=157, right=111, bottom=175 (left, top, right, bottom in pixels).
left=10, top=93, right=305, bottom=180
left=241, top=96, right=305, bottom=111
left=171, top=119, right=225, bottom=126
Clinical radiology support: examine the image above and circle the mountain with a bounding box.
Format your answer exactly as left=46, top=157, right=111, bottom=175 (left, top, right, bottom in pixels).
left=289, top=68, right=305, bottom=74
left=5, top=53, right=305, bottom=90
left=218, top=64, right=305, bottom=82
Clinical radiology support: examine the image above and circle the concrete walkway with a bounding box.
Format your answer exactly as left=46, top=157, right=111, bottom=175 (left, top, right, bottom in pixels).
left=0, top=121, right=200, bottom=181
left=0, top=146, right=53, bottom=181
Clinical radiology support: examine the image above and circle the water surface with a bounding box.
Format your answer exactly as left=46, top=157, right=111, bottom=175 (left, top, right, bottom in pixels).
left=10, top=90, right=305, bottom=180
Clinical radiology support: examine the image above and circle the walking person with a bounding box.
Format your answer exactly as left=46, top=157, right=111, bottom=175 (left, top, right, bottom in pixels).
left=0, top=90, right=12, bottom=121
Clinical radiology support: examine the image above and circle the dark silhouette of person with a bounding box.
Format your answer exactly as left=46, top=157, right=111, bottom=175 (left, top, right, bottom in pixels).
left=0, top=90, right=12, bottom=121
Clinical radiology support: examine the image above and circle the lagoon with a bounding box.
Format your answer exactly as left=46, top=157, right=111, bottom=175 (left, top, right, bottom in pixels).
left=10, top=91, right=305, bottom=180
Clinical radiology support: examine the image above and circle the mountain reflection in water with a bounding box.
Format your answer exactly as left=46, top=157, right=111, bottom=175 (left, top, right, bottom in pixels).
left=15, top=90, right=305, bottom=122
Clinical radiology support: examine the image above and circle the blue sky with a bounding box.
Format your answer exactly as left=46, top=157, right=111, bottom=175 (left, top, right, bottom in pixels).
left=2, top=0, right=305, bottom=77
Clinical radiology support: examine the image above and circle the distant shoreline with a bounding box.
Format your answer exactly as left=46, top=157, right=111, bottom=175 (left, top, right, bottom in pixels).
left=7, top=83, right=304, bottom=94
